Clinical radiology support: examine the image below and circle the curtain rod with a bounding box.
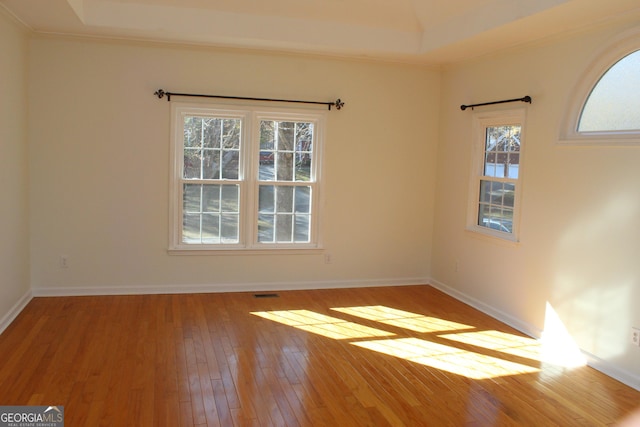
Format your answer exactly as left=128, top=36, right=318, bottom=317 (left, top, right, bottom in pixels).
left=460, top=95, right=532, bottom=111
left=154, top=89, right=344, bottom=111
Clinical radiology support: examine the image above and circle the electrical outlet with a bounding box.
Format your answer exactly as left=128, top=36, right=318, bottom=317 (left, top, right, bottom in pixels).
left=59, top=255, right=69, bottom=268
left=631, top=327, right=640, bottom=347
left=324, top=253, right=332, bottom=264
left=455, top=259, right=460, bottom=272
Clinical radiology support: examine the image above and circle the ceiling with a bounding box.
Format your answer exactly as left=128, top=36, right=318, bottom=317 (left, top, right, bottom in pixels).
left=2, top=0, right=639, bottom=64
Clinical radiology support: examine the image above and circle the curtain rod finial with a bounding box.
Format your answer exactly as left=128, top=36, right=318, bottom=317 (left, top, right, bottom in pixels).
left=334, top=99, right=344, bottom=110
left=154, top=89, right=166, bottom=99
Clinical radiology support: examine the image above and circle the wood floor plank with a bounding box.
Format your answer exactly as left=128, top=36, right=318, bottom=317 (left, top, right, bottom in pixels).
left=1, top=285, right=639, bottom=426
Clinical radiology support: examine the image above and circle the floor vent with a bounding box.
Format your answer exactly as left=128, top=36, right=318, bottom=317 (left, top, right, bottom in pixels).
left=253, top=293, right=279, bottom=298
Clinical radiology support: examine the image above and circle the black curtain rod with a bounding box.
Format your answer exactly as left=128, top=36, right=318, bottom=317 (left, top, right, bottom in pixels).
left=154, top=89, right=344, bottom=111
left=460, top=95, right=532, bottom=111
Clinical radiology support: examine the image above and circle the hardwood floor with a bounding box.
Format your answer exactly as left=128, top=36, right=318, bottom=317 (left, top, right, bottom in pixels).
left=0, top=285, right=638, bottom=426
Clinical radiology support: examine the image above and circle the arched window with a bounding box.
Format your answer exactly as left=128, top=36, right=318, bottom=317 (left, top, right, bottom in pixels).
left=561, top=30, right=640, bottom=145
left=578, top=50, right=640, bottom=133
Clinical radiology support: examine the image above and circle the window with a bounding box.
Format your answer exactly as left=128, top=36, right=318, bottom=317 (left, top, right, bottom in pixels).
left=560, top=30, right=640, bottom=145
left=467, top=110, right=525, bottom=241
left=169, top=103, right=325, bottom=252
left=578, top=49, right=640, bottom=133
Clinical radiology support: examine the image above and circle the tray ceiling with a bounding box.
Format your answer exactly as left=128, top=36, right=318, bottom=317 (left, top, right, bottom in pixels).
left=1, top=0, right=639, bottom=64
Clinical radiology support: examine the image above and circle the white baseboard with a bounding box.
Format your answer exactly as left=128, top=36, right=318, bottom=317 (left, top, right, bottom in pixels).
left=429, top=278, right=640, bottom=392
left=428, top=278, right=542, bottom=339
left=31, top=277, right=430, bottom=297
left=0, top=289, right=32, bottom=335
left=584, top=351, right=640, bottom=391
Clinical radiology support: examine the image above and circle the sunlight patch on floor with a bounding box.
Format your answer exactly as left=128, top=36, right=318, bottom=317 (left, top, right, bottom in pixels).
left=540, top=302, right=586, bottom=368
left=353, top=338, right=540, bottom=380
left=251, top=310, right=395, bottom=340
left=332, top=305, right=474, bottom=333
left=250, top=306, right=581, bottom=379
left=440, top=330, right=542, bottom=361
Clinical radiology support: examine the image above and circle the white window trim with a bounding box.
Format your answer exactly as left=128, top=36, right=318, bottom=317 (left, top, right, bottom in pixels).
left=466, top=108, right=526, bottom=243
left=559, top=28, right=640, bottom=146
left=168, top=102, right=326, bottom=254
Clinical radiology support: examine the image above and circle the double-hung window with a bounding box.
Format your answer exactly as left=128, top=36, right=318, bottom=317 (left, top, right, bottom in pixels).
left=467, top=109, right=525, bottom=241
left=169, top=103, right=325, bottom=252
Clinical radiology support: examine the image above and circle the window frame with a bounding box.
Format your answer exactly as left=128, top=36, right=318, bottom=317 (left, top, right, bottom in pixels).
left=168, top=102, right=326, bottom=254
left=559, top=29, right=640, bottom=145
left=466, top=108, right=526, bottom=243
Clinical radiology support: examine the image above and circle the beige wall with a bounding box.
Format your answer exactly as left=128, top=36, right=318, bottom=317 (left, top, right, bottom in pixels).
left=0, top=10, right=30, bottom=329
left=27, top=37, right=439, bottom=293
left=432, top=18, right=640, bottom=384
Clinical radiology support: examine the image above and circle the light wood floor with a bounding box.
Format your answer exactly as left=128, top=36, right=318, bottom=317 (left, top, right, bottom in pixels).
left=1, top=285, right=638, bottom=426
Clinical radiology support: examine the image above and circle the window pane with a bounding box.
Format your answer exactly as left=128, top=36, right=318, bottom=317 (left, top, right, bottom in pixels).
left=278, top=122, right=295, bottom=151
left=221, top=185, right=239, bottom=212
left=479, top=181, right=491, bottom=203
left=579, top=50, right=640, bottom=132
left=296, top=122, right=313, bottom=153
left=490, top=181, right=504, bottom=204
left=258, top=213, right=274, bottom=242
left=484, top=152, right=497, bottom=177
left=276, top=186, right=294, bottom=213
left=503, top=183, right=515, bottom=208
left=202, top=214, right=220, bottom=243
left=294, top=214, right=310, bottom=242
left=202, top=185, right=220, bottom=212
left=222, top=119, right=241, bottom=149
left=221, top=214, right=239, bottom=242
left=202, top=150, right=220, bottom=179
left=184, top=149, right=201, bottom=179
left=184, top=184, right=201, bottom=212
left=183, top=214, right=201, bottom=243
left=260, top=121, right=275, bottom=150
left=221, top=150, right=239, bottom=179
left=506, top=152, right=519, bottom=179
left=501, top=209, right=514, bottom=233
left=202, top=118, right=221, bottom=149
left=184, top=117, right=201, bottom=148
left=259, top=185, right=275, bottom=213
left=277, top=152, right=294, bottom=181
left=276, top=215, right=293, bottom=242
left=478, top=204, right=490, bottom=227
left=296, top=153, right=311, bottom=181
left=259, top=152, right=275, bottom=181
left=294, top=186, right=311, bottom=213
